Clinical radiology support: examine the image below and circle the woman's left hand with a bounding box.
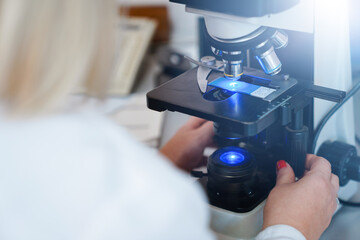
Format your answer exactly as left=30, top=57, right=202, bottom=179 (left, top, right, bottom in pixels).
left=160, top=117, right=214, bottom=172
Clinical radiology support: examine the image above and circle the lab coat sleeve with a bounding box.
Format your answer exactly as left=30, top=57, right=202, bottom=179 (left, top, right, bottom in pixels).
left=255, top=225, right=306, bottom=240
left=76, top=122, right=216, bottom=240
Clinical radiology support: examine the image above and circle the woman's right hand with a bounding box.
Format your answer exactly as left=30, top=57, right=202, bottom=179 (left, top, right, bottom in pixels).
left=263, top=155, right=339, bottom=240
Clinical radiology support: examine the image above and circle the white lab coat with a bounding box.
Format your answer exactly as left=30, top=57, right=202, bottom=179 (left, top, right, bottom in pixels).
left=0, top=110, right=305, bottom=240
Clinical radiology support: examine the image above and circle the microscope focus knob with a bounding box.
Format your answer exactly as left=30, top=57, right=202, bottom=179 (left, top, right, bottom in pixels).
left=317, top=141, right=360, bottom=186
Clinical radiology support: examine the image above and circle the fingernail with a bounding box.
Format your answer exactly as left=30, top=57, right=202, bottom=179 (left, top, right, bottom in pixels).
left=276, top=160, right=287, bottom=171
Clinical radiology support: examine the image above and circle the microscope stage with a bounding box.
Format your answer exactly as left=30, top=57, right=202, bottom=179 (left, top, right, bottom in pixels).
left=147, top=67, right=300, bottom=136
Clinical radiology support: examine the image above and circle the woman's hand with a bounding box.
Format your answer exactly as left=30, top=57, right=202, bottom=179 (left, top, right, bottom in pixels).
left=160, top=117, right=214, bottom=172
left=263, top=155, right=339, bottom=240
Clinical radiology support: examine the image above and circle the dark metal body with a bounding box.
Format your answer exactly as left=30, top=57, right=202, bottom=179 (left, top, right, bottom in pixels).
left=147, top=67, right=306, bottom=136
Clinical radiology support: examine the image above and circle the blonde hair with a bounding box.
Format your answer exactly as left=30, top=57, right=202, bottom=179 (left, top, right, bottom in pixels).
left=0, top=0, right=116, bottom=115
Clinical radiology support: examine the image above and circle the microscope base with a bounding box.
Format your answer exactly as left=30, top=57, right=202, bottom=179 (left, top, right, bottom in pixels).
left=209, top=201, right=265, bottom=240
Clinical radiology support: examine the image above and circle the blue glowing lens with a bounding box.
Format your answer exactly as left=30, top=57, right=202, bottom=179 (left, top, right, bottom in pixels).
left=220, top=151, right=245, bottom=166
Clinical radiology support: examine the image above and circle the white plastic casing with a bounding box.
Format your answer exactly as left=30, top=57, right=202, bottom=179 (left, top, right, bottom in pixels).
left=210, top=201, right=265, bottom=240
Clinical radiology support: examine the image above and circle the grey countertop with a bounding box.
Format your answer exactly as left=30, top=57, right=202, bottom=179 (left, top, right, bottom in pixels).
left=321, top=193, right=360, bottom=240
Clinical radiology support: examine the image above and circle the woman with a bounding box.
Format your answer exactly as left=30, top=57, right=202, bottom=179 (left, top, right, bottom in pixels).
left=0, top=0, right=339, bottom=239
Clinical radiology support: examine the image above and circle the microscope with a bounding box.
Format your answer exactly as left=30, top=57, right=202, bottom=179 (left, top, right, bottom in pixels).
left=147, top=0, right=360, bottom=238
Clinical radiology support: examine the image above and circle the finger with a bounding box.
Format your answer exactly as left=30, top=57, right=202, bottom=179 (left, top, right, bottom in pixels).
left=185, top=117, right=207, bottom=129
left=276, top=160, right=296, bottom=186
left=330, top=174, right=340, bottom=193
left=305, top=154, right=318, bottom=170
left=305, top=154, right=331, bottom=171
left=208, top=142, right=218, bottom=148
left=305, top=154, right=332, bottom=179
left=197, top=121, right=214, bottom=144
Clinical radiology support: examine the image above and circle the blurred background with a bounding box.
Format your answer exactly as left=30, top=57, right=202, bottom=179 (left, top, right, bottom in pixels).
left=80, top=0, right=201, bottom=149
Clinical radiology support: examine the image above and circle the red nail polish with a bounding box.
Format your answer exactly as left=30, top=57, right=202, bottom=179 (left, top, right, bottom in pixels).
left=276, top=160, right=287, bottom=171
